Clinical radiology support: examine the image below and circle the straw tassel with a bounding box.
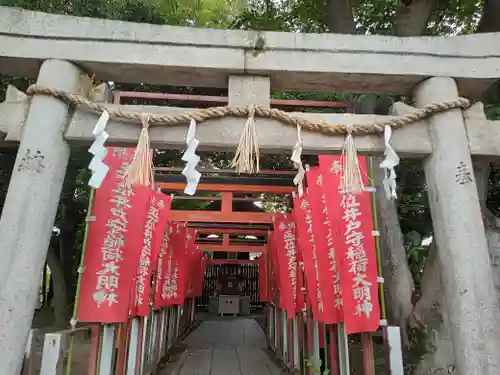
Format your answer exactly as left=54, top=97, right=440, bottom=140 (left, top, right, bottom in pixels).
left=341, top=124, right=364, bottom=194
left=126, top=114, right=154, bottom=187
left=230, top=105, right=260, bottom=174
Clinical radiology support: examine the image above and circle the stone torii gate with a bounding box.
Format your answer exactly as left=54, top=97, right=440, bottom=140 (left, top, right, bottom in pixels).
left=1, top=6, right=500, bottom=375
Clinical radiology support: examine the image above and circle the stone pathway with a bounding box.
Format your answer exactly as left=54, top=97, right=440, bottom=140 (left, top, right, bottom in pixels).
left=161, top=318, right=284, bottom=375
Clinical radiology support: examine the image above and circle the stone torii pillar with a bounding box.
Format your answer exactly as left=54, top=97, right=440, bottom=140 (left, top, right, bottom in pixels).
left=0, top=59, right=87, bottom=375
left=414, top=77, right=500, bottom=375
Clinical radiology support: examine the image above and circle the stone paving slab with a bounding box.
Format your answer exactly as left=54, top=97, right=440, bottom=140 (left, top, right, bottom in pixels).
left=161, top=318, right=283, bottom=375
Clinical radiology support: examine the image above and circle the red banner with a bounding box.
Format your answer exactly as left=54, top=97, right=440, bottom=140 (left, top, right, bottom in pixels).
left=257, top=254, right=268, bottom=302
left=273, top=214, right=298, bottom=318
left=306, top=167, right=343, bottom=324
left=319, top=155, right=380, bottom=334
left=158, top=222, right=188, bottom=306
left=293, top=193, right=322, bottom=321
left=268, top=232, right=280, bottom=305
left=185, top=228, right=199, bottom=298
left=131, top=192, right=172, bottom=316
left=153, top=228, right=170, bottom=310
left=150, top=194, right=172, bottom=270
left=78, top=148, right=152, bottom=323
left=295, top=242, right=306, bottom=314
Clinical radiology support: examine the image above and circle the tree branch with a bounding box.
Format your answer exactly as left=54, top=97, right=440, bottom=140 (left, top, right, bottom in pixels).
left=325, top=0, right=358, bottom=34
left=394, top=0, right=437, bottom=36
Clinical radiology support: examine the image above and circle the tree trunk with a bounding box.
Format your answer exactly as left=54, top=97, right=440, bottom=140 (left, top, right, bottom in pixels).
left=393, top=0, right=436, bottom=36
left=58, top=155, right=80, bottom=304
left=407, top=159, right=500, bottom=374
left=408, top=242, right=454, bottom=375
left=59, top=196, right=78, bottom=300
left=355, top=97, right=416, bottom=372
left=373, top=159, right=414, bottom=347
left=46, top=247, right=70, bottom=329
left=325, top=0, right=357, bottom=34
left=356, top=95, right=454, bottom=373
left=477, top=0, right=500, bottom=33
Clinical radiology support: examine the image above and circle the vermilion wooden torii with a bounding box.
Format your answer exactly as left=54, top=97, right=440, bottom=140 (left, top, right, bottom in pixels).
left=156, top=168, right=297, bottom=254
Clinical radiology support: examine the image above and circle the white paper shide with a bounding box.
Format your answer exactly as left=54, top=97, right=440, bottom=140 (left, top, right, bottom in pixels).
left=88, top=111, right=111, bottom=188
left=181, top=119, right=201, bottom=195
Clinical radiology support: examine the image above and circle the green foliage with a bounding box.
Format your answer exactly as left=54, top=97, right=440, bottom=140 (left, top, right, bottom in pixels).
left=306, top=356, right=328, bottom=375
left=404, top=231, right=430, bottom=286
left=0, top=0, right=166, bottom=23
left=426, top=0, right=482, bottom=35
left=154, top=0, right=246, bottom=27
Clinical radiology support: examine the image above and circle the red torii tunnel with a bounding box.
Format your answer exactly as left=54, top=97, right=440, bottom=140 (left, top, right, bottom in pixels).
left=156, top=167, right=295, bottom=257
left=25, top=91, right=404, bottom=375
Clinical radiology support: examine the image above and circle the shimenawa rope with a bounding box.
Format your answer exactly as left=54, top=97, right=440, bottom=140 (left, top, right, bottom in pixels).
left=25, top=85, right=471, bottom=192
left=26, top=85, right=470, bottom=135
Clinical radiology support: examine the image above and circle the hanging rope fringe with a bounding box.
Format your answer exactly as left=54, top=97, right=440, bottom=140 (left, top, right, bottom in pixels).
left=341, top=125, right=364, bottom=194
left=126, top=114, right=153, bottom=187
left=230, top=105, right=260, bottom=174
left=291, top=124, right=305, bottom=196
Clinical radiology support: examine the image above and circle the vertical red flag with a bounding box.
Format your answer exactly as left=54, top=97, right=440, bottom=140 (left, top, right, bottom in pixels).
left=257, top=254, right=268, bottom=302
left=153, top=225, right=171, bottom=309
left=150, top=193, right=172, bottom=270
left=273, top=214, right=298, bottom=318
left=306, top=166, right=343, bottom=324
left=78, top=147, right=152, bottom=323
left=270, top=231, right=286, bottom=309
left=295, top=241, right=306, bottom=314
left=159, top=222, right=188, bottom=306
left=293, top=193, right=322, bottom=321
left=268, top=232, right=281, bottom=305
left=131, top=192, right=172, bottom=316
left=185, top=228, right=198, bottom=298
left=319, top=155, right=380, bottom=334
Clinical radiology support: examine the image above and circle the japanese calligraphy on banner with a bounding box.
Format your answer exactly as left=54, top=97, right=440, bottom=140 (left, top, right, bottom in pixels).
left=78, top=147, right=152, bottom=323
left=295, top=242, right=306, bottom=313
left=131, top=192, right=172, bottom=316
left=305, top=167, right=343, bottom=324
left=185, top=228, right=199, bottom=298
left=159, top=222, right=188, bottom=306
left=319, top=155, right=380, bottom=334
left=257, top=254, right=268, bottom=302
left=293, top=193, right=322, bottom=320
left=153, top=229, right=170, bottom=309
left=273, top=214, right=298, bottom=318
